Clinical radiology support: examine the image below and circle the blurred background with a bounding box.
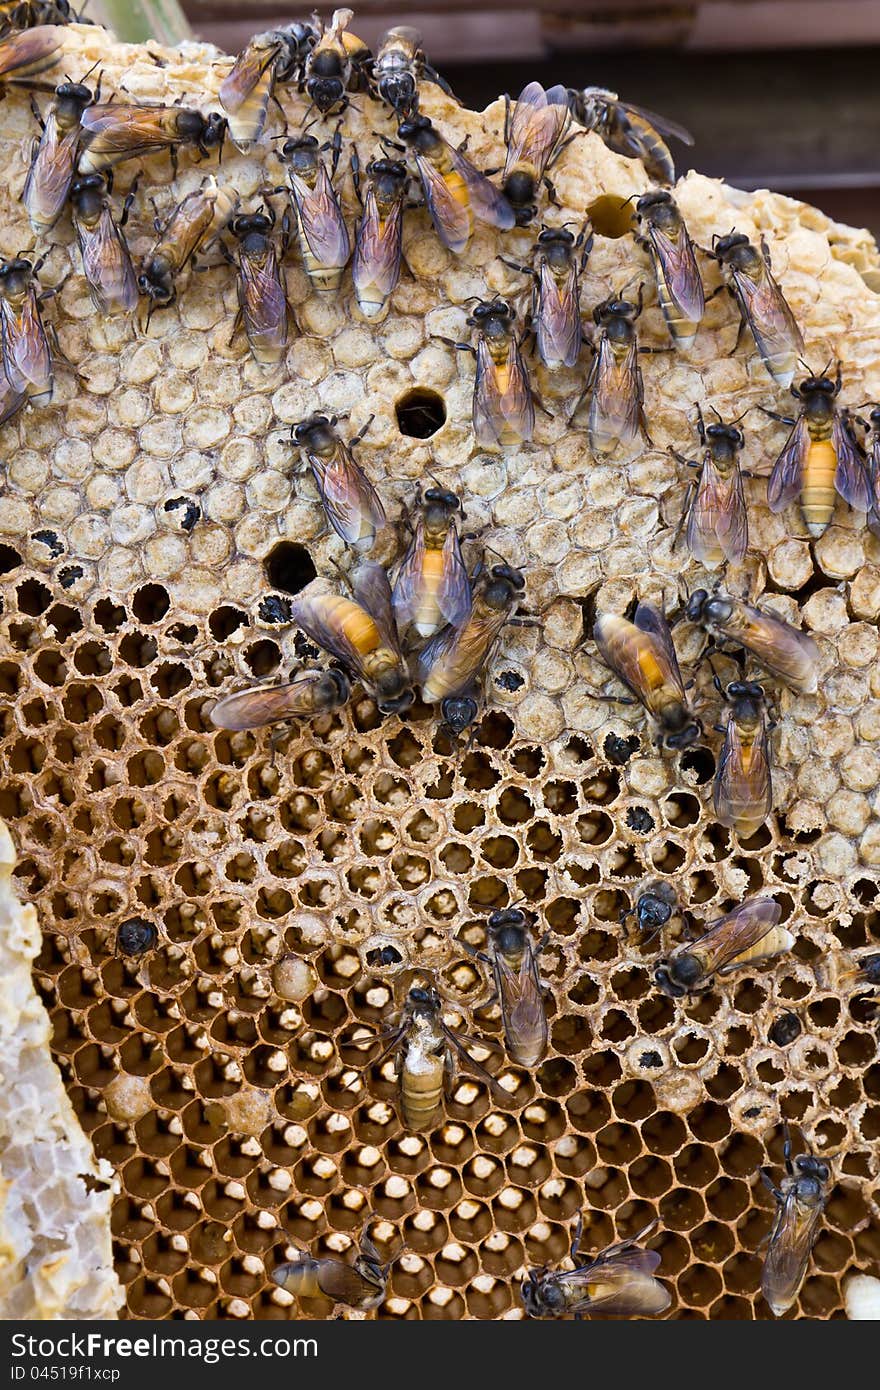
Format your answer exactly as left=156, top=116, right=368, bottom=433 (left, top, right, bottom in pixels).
left=94, top=0, right=880, bottom=236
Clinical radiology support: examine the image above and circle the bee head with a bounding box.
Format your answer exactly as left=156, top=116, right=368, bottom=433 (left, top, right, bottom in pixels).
left=307, top=75, right=346, bottom=113
left=801, top=374, right=837, bottom=397
left=859, top=953, right=880, bottom=984
left=117, top=917, right=158, bottom=957
left=795, top=1155, right=830, bottom=1186
left=728, top=680, right=764, bottom=700
left=397, top=114, right=431, bottom=142
left=521, top=1272, right=562, bottom=1317
left=55, top=80, right=93, bottom=108
left=376, top=676, right=415, bottom=715
left=712, top=231, right=750, bottom=261
left=230, top=211, right=273, bottom=241
left=654, top=956, right=697, bottom=996
left=424, top=486, right=460, bottom=510
left=537, top=226, right=574, bottom=250
left=665, top=719, right=702, bottom=749
left=293, top=414, right=334, bottom=450
left=0, top=258, right=34, bottom=297
left=281, top=134, right=319, bottom=169
left=380, top=73, right=417, bottom=113
left=487, top=908, right=528, bottom=954
left=440, top=695, right=478, bottom=737
left=594, top=296, right=635, bottom=325
left=407, top=984, right=440, bottom=1011
left=635, top=891, right=673, bottom=932
left=486, top=563, right=525, bottom=603
left=707, top=422, right=744, bottom=450
left=317, top=669, right=351, bottom=707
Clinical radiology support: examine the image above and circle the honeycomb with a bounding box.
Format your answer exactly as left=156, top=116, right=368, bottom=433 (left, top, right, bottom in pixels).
left=1, top=20, right=880, bottom=1321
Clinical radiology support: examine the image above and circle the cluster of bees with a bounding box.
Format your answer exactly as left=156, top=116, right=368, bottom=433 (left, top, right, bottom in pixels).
left=2, top=2, right=877, bottom=1324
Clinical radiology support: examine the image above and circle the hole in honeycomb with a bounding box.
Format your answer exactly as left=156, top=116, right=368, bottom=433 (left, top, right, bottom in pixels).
left=586, top=192, right=634, bottom=238
left=264, top=542, right=318, bottom=595
left=132, top=584, right=170, bottom=624
left=0, top=543, right=22, bottom=575
left=395, top=387, right=447, bottom=438
left=679, top=746, right=715, bottom=784
left=209, top=605, right=249, bottom=641
left=244, top=640, right=281, bottom=677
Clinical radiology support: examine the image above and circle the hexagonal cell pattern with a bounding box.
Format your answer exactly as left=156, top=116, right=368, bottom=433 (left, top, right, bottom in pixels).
left=1, top=23, right=880, bottom=1320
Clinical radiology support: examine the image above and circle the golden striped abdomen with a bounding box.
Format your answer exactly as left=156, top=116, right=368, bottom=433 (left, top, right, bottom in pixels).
left=801, top=438, right=837, bottom=537
left=655, top=262, right=698, bottom=347
left=400, top=1052, right=445, bottom=1131
left=413, top=549, right=446, bottom=634
left=295, top=210, right=344, bottom=292
left=333, top=596, right=381, bottom=654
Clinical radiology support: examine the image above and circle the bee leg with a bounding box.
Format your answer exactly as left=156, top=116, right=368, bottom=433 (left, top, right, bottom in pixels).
left=349, top=147, right=362, bottom=204
left=424, top=67, right=457, bottom=102
left=348, top=413, right=375, bottom=449
left=503, top=91, right=512, bottom=147
left=119, top=173, right=140, bottom=228
left=758, top=405, right=797, bottom=426
left=29, top=93, right=45, bottom=132
left=569, top=1213, right=585, bottom=1263
left=760, top=1167, right=784, bottom=1204
left=506, top=615, right=542, bottom=628
left=227, top=306, right=244, bottom=349
left=543, top=176, right=559, bottom=208
left=673, top=481, right=695, bottom=550
left=497, top=256, right=534, bottom=280
left=638, top=405, right=653, bottom=447
left=436, top=335, right=476, bottom=357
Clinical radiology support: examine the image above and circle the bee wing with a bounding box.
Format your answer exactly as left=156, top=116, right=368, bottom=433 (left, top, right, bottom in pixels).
left=537, top=259, right=581, bottom=368
left=691, top=897, right=782, bottom=976
left=219, top=39, right=278, bottom=114
left=353, top=187, right=403, bottom=298
left=239, top=245, right=288, bottom=338
left=315, top=1259, right=378, bottom=1304
left=591, top=336, right=641, bottom=447
left=767, top=415, right=809, bottom=512
left=288, top=591, right=372, bottom=676
left=732, top=602, right=819, bottom=692
left=473, top=337, right=534, bottom=446
left=23, top=116, right=78, bottom=233
left=209, top=674, right=339, bottom=730
left=418, top=606, right=507, bottom=695
left=503, top=80, right=570, bottom=179
left=621, top=100, right=694, bottom=146
left=0, top=25, right=64, bottom=81
left=437, top=524, right=473, bottom=628
left=649, top=223, right=705, bottom=323
left=713, top=712, right=772, bottom=832
left=440, top=1021, right=512, bottom=1110
left=632, top=602, right=687, bottom=696
left=732, top=265, right=804, bottom=377
left=310, top=444, right=385, bottom=546
left=497, top=950, right=547, bottom=1060
left=0, top=375, right=25, bottom=427
left=686, top=455, right=748, bottom=566
left=833, top=412, right=871, bottom=512
left=413, top=152, right=470, bottom=253
left=352, top=560, right=404, bottom=657
left=291, top=164, right=351, bottom=268
left=77, top=207, right=138, bottom=315
left=560, top=1249, right=670, bottom=1315
left=1, top=294, right=51, bottom=396
left=447, top=141, right=516, bottom=233
left=762, top=1194, right=824, bottom=1315
left=391, top=515, right=427, bottom=629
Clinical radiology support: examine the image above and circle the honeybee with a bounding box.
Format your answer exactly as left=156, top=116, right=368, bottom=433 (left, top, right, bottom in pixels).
left=397, top=113, right=515, bottom=254
left=671, top=407, right=748, bottom=568
left=654, top=896, right=792, bottom=997
left=372, top=25, right=455, bottom=118
left=219, top=23, right=317, bottom=149
left=465, top=908, right=548, bottom=1068
left=764, top=369, right=869, bottom=538
left=592, top=602, right=701, bottom=751
left=760, top=1127, right=830, bottom=1317
left=442, top=298, right=533, bottom=447
left=77, top=102, right=226, bottom=175
left=278, top=132, right=350, bottom=294
left=23, top=78, right=96, bottom=237
left=501, top=80, right=571, bottom=226
left=303, top=7, right=371, bottom=116
left=0, top=24, right=63, bottom=86
left=709, top=232, right=804, bottom=388
left=522, top=1217, right=670, bottom=1319
left=272, top=1223, right=398, bottom=1312
left=288, top=560, right=413, bottom=715
left=69, top=174, right=138, bottom=317
left=285, top=413, right=385, bottom=550
left=573, top=293, right=649, bottom=459
left=351, top=155, right=407, bottom=319
left=685, top=589, right=819, bottom=693
left=418, top=561, right=526, bottom=738
left=226, top=209, right=289, bottom=366
left=634, top=190, right=704, bottom=348
left=500, top=223, right=591, bottom=371
left=138, top=174, right=237, bottom=312
left=713, top=679, right=773, bottom=840
left=209, top=669, right=350, bottom=731
left=392, top=486, right=471, bottom=641
left=566, top=86, right=693, bottom=185
left=0, top=255, right=53, bottom=404
left=352, top=983, right=509, bottom=1133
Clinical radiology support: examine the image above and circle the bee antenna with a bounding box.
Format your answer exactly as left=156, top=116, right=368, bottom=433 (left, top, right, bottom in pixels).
left=618, top=193, right=639, bottom=210
left=709, top=405, right=723, bottom=424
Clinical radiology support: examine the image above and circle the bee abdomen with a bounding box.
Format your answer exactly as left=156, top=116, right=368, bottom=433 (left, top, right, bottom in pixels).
left=801, top=438, right=837, bottom=536
left=401, top=1059, right=445, bottom=1131
left=656, top=271, right=698, bottom=347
